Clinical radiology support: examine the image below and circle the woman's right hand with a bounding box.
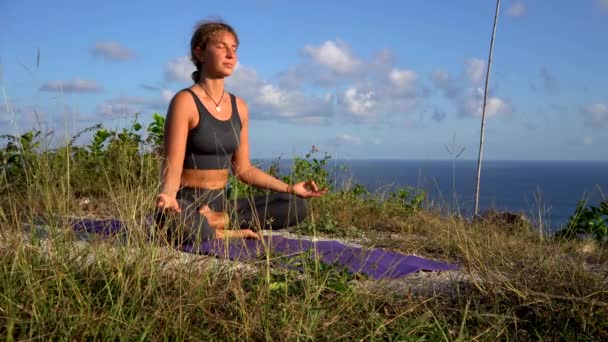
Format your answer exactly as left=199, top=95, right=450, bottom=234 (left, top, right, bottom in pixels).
left=156, top=193, right=181, bottom=213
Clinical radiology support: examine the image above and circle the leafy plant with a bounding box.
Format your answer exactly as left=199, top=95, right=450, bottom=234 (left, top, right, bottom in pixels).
left=389, top=185, right=426, bottom=210
left=228, top=146, right=335, bottom=201
left=555, top=200, right=608, bottom=242
left=285, top=145, right=333, bottom=191
left=146, top=113, right=165, bottom=153
left=349, top=183, right=369, bottom=197
left=0, top=130, right=43, bottom=188
left=89, top=128, right=111, bottom=157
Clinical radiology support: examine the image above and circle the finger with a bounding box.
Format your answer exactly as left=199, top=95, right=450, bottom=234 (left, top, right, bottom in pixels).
left=308, top=180, right=319, bottom=191
left=171, top=200, right=182, bottom=212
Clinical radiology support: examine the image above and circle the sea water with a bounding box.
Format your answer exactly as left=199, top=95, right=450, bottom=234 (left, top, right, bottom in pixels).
left=258, top=159, right=608, bottom=231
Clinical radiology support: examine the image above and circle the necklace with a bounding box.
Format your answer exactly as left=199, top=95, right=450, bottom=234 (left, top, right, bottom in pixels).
left=197, top=84, right=225, bottom=111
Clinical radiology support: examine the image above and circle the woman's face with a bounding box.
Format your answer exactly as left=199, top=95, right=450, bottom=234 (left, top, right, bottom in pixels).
left=197, top=30, right=238, bottom=78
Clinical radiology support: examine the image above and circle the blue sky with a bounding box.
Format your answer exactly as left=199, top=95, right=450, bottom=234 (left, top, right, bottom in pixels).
left=1, top=0, right=607, bottom=160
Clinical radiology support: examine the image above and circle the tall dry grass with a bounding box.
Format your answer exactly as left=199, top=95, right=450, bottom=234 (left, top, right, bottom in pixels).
left=0, top=129, right=607, bottom=340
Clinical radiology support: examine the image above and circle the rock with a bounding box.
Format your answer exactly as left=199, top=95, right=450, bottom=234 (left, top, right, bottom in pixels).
left=473, top=209, right=531, bottom=232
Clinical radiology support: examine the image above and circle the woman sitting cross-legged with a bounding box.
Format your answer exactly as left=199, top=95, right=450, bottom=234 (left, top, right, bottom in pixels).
left=155, top=20, right=327, bottom=243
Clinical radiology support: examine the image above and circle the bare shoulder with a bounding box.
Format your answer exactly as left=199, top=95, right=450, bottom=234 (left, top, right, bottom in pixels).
left=168, top=89, right=197, bottom=123
left=171, top=89, right=196, bottom=110
left=234, top=95, right=249, bottom=122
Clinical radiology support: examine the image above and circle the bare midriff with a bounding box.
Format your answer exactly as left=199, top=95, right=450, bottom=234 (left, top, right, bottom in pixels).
left=181, top=169, right=231, bottom=190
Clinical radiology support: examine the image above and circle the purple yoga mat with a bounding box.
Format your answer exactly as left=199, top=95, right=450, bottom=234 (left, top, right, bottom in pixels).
left=71, top=218, right=458, bottom=279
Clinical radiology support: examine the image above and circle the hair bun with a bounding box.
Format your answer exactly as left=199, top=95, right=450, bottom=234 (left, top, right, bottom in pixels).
left=191, top=70, right=200, bottom=83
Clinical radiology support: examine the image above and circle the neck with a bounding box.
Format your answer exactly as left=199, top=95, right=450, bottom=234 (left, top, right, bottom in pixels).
left=197, top=77, right=225, bottom=98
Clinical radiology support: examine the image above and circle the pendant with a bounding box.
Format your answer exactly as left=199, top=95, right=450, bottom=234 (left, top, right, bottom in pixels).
left=216, top=106, right=221, bottom=112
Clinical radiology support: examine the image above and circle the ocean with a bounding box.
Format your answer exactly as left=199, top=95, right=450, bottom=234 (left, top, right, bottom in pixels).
left=259, top=159, right=608, bottom=231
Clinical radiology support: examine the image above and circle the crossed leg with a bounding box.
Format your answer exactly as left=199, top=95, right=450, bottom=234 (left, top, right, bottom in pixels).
left=160, top=190, right=307, bottom=243
left=198, top=205, right=260, bottom=239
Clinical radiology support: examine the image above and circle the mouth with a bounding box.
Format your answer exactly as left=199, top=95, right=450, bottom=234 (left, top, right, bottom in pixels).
left=223, top=63, right=234, bottom=68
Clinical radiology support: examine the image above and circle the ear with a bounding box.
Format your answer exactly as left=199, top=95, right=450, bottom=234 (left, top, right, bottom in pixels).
left=193, top=46, right=204, bottom=64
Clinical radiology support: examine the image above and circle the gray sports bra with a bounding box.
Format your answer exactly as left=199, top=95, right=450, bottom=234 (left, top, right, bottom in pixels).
left=182, top=88, right=242, bottom=170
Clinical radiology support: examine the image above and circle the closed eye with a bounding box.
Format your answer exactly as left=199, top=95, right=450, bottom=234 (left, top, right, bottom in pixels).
left=218, top=43, right=237, bottom=52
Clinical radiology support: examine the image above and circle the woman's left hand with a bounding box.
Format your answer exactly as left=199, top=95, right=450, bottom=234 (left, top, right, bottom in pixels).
left=291, top=180, right=328, bottom=198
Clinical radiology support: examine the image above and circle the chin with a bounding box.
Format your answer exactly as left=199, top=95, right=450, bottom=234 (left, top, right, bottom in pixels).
left=210, top=70, right=232, bottom=78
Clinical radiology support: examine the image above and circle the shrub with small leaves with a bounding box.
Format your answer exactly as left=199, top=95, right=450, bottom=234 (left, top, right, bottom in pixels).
left=0, top=130, right=43, bottom=189
left=389, top=185, right=426, bottom=210
left=285, top=145, right=333, bottom=191
left=556, top=200, right=608, bottom=242
left=146, top=113, right=165, bottom=153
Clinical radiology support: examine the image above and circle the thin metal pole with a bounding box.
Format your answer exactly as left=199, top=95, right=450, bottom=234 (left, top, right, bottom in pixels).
left=475, top=0, right=501, bottom=216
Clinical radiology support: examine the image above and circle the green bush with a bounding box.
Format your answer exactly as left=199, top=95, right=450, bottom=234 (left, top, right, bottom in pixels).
left=555, top=200, right=608, bottom=242
left=1, top=118, right=426, bottom=220
left=228, top=146, right=336, bottom=200
left=389, top=185, right=426, bottom=211
left=0, top=115, right=163, bottom=200
left=0, top=130, right=42, bottom=190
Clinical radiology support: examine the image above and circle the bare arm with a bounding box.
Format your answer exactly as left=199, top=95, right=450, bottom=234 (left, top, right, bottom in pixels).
left=231, top=97, right=328, bottom=198
left=231, top=98, right=291, bottom=193
left=160, top=91, right=192, bottom=197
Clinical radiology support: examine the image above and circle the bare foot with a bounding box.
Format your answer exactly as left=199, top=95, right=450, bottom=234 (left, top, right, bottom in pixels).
left=240, top=229, right=262, bottom=240
left=215, top=229, right=261, bottom=240
left=198, top=205, right=229, bottom=230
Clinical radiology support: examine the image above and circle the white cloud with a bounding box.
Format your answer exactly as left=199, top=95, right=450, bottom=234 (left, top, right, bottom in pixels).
left=430, top=69, right=461, bottom=98
left=430, top=69, right=449, bottom=84
left=369, top=48, right=396, bottom=74
left=226, top=64, right=334, bottom=124
left=261, top=40, right=423, bottom=123
left=335, top=133, right=362, bottom=145
left=430, top=59, right=512, bottom=121
left=0, top=102, right=87, bottom=136
left=258, top=84, right=285, bottom=107
left=160, top=89, right=176, bottom=103
left=389, top=68, right=417, bottom=93
left=0, top=102, right=42, bottom=128
left=302, top=40, right=361, bottom=74
left=160, top=41, right=423, bottom=125
left=581, top=103, right=608, bottom=127
left=340, top=87, right=378, bottom=120
left=165, top=56, right=195, bottom=83
left=507, top=1, right=527, bottom=17
left=40, top=79, right=102, bottom=93
left=277, top=66, right=308, bottom=90
left=96, top=102, right=139, bottom=118
left=91, top=41, right=135, bottom=61
left=95, top=92, right=172, bottom=118
left=465, top=58, right=486, bottom=85
left=461, top=88, right=512, bottom=118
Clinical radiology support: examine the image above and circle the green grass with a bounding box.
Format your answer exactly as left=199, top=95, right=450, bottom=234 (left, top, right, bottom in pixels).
left=1, top=127, right=607, bottom=340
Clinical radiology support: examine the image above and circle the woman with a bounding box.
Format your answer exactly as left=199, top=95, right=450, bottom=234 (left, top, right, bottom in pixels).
left=155, top=20, right=327, bottom=242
